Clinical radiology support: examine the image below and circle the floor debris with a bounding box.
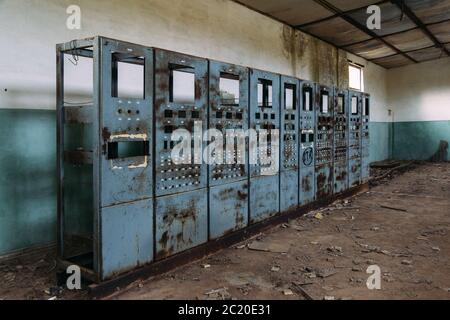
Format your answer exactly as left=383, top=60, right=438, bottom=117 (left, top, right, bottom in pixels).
left=1, top=162, right=449, bottom=300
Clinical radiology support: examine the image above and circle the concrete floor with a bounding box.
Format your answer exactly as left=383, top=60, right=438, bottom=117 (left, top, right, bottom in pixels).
left=1, top=162, right=449, bottom=300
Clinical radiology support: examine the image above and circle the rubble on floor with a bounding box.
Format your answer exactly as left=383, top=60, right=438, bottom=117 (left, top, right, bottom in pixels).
left=1, top=162, right=449, bottom=300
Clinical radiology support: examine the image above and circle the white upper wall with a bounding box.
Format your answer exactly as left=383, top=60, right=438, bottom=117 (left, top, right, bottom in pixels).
left=387, top=57, right=450, bottom=122
left=0, top=0, right=388, bottom=122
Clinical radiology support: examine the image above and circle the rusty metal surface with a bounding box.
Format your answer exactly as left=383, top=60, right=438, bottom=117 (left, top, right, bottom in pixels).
left=280, top=76, right=299, bottom=212
left=361, top=93, right=370, bottom=183
left=154, top=49, right=208, bottom=197
left=348, top=91, right=362, bottom=187
left=88, top=182, right=369, bottom=299
left=315, top=84, right=334, bottom=199
left=345, top=39, right=396, bottom=60
left=64, top=150, right=93, bottom=165
left=209, top=181, right=249, bottom=239
left=333, top=88, right=349, bottom=194
left=208, top=60, right=248, bottom=187
left=97, top=39, right=154, bottom=280
left=301, top=16, right=372, bottom=46
left=64, top=105, right=93, bottom=124
left=208, top=60, right=249, bottom=239
left=299, top=80, right=316, bottom=205
left=100, top=200, right=153, bottom=280
left=154, top=49, right=209, bottom=259
left=57, top=36, right=373, bottom=285
left=249, top=69, right=280, bottom=223
left=155, top=190, right=208, bottom=260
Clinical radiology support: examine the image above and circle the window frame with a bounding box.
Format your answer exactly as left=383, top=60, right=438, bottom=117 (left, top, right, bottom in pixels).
left=349, top=63, right=364, bottom=92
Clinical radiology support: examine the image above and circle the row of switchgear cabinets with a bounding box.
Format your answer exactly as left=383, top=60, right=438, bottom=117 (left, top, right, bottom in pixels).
left=57, top=37, right=370, bottom=282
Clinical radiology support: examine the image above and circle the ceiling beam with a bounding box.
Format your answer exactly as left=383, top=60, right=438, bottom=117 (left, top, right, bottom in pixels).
left=296, top=0, right=390, bottom=28
left=390, top=0, right=450, bottom=56
left=312, top=0, right=418, bottom=63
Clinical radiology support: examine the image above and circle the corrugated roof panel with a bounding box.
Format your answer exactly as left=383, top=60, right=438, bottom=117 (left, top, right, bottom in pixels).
left=428, top=20, right=450, bottom=43
left=407, top=46, right=447, bottom=61
left=236, top=0, right=334, bottom=26
left=347, top=2, right=416, bottom=36
left=301, top=16, right=372, bottom=46
left=384, top=28, right=434, bottom=51
left=345, top=39, right=397, bottom=59
left=405, top=0, right=450, bottom=24
left=371, top=54, right=415, bottom=68
left=327, top=0, right=380, bottom=12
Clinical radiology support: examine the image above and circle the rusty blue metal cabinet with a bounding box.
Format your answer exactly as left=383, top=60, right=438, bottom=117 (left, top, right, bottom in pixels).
left=280, top=76, right=300, bottom=212
left=249, top=69, right=280, bottom=223
left=57, top=37, right=154, bottom=281
left=299, top=80, right=316, bottom=205
left=208, top=61, right=249, bottom=239
left=361, top=93, right=371, bottom=183
left=348, top=91, right=362, bottom=188
left=315, top=84, right=334, bottom=199
left=333, top=88, right=349, bottom=194
left=154, top=49, right=208, bottom=260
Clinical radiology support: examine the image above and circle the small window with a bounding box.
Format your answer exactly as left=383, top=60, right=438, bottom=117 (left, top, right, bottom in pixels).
left=351, top=96, right=359, bottom=115
left=303, top=87, right=312, bottom=111
left=112, top=55, right=145, bottom=99
left=301, top=134, right=307, bottom=143
left=337, top=95, right=345, bottom=114
left=164, top=110, right=173, bottom=118
left=191, top=111, right=200, bottom=119
left=170, top=65, right=195, bottom=105
left=220, top=73, right=240, bottom=106
left=284, top=84, right=296, bottom=110
left=107, top=141, right=149, bottom=159
left=320, top=92, right=329, bottom=113
left=363, top=97, right=370, bottom=116
left=349, top=64, right=364, bottom=91
left=258, top=79, right=273, bottom=108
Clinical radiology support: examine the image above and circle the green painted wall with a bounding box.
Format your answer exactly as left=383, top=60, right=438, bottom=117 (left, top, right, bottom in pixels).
left=392, top=121, right=450, bottom=161
left=4, top=110, right=446, bottom=256
left=0, top=109, right=57, bottom=255
left=370, top=122, right=391, bottom=162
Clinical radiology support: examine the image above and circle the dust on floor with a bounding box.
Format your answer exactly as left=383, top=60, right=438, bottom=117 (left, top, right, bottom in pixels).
left=1, top=162, right=449, bottom=300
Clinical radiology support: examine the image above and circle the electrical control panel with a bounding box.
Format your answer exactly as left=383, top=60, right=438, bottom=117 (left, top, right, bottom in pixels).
left=57, top=36, right=373, bottom=284
left=208, top=60, right=249, bottom=239
left=361, top=93, right=370, bottom=183
left=154, top=49, right=208, bottom=260
left=299, top=80, right=316, bottom=205
left=57, top=37, right=154, bottom=281
left=315, top=84, right=334, bottom=199
left=249, top=69, right=280, bottom=223
left=348, top=91, right=362, bottom=187
left=333, top=88, right=349, bottom=194
left=280, top=76, right=299, bottom=212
